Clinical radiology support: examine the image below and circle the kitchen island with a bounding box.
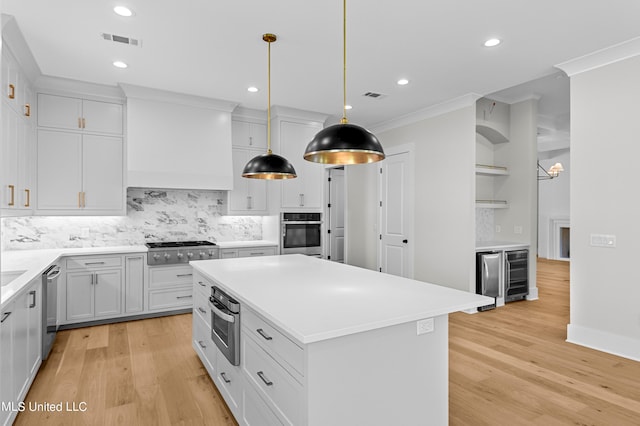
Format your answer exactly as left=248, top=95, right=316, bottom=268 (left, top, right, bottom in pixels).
left=191, top=254, right=491, bottom=426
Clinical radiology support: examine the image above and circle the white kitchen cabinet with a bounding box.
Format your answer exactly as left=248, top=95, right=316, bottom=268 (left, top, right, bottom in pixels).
left=36, top=129, right=124, bottom=214
left=0, top=277, right=42, bottom=426
left=1, top=45, right=35, bottom=217
left=147, top=265, right=194, bottom=312
left=229, top=147, right=268, bottom=214
left=278, top=120, right=324, bottom=210
left=124, top=255, right=145, bottom=314
left=65, top=256, right=123, bottom=322
left=37, top=93, right=123, bottom=135
left=220, top=245, right=277, bottom=259
left=232, top=120, right=267, bottom=149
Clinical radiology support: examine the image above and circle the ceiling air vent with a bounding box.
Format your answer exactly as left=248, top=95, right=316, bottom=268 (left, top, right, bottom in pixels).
left=101, top=33, right=141, bottom=47
left=362, top=92, right=387, bottom=99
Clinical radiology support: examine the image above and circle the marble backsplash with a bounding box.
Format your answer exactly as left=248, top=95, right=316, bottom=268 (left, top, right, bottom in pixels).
left=1, top=188, right=264, bottom=250
left=475, top=208, right=495, bottom=241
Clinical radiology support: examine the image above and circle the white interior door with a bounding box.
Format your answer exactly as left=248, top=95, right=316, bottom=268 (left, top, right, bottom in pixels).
left=327, top=168, right=345, bottom=262
left=379, top=149, right=414, bottom=278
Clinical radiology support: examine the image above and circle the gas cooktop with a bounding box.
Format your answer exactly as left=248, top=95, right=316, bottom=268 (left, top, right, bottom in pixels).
left=145, top=241, right=219, bottom=265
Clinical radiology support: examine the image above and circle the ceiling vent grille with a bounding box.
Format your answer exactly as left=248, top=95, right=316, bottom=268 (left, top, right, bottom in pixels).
left=101, top=33, right=141, bottom=47
left=362, top=91, right=387, bottom=99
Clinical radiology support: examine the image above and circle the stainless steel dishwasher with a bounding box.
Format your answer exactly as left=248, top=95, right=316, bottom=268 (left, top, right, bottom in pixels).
left=42, top=264, right=61, bottom=359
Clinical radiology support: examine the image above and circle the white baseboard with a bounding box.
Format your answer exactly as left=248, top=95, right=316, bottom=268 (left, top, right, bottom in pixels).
left=566, top=324, right=640, bottom=362
left=526, top=287, right=539, bottom=300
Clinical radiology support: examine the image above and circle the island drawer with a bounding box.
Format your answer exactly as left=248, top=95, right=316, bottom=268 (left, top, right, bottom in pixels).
left=242, top=308, right=304, bottom=376
left=243, top=334, right=302, bottom=425
left=193, top=271, right=212, bottom=299
left=215, top=346, right=241, bottom=416
left=148, top=265, right=193, bottom=288
left=148, top=287, right=193, bottom=310
left=242, top=378, right=284, bottom=426
left=66, top=255, right=122, bottom=270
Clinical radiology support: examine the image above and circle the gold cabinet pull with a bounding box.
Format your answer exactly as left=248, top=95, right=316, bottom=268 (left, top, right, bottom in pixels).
left=8, top=185, right=15, bottom=206
left=8, top=84, right=15, bottom=99
left=24, top=104, right=30, bottom=117
left=24, top=189, right=30, bottom=207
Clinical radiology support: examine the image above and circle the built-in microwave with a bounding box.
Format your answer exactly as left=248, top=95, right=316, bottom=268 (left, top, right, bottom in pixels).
left=280, top=212, right=322, bottom=257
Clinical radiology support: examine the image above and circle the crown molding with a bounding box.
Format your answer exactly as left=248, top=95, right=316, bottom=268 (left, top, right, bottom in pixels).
left=119, top=83, right=238, bottom=112
left=370, top=93, right=481, bottom=134
left=555, top=36, right=640, bottom=77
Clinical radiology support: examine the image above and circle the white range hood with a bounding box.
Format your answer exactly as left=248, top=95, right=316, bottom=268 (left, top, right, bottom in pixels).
left=121, top=84, right=238, bottom=190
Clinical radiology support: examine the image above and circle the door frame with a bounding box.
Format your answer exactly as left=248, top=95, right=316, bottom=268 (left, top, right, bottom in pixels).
left=377, top=143, right=415, bottom=278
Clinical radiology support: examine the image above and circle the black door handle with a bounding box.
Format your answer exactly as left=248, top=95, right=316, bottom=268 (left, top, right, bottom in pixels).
left=402, top=239, right=408, bottom=244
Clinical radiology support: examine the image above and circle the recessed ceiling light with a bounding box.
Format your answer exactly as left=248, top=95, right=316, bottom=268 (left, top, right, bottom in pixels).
left=345, top=105, right=352, bottom=110
left=114, top=6, right=133, bottom=17
left=247, top=86, right=259, bottom=93
left=113, top=61, right=128, bottom=69
left=484, top=38, right=501, bottom=47
left=397, top=78, right=409, bottom=86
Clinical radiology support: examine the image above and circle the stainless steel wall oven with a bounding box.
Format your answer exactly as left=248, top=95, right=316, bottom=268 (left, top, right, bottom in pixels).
left=209, top=286, right=241, bottom=366
left=280, top=212, right=322, bottom=257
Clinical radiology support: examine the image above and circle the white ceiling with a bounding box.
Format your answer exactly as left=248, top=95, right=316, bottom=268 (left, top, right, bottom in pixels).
left=2, top=0, right=640, bottom=130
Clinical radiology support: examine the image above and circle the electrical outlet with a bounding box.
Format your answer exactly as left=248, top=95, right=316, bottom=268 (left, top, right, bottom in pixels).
left=495, top=225, right=501, bottom=233
left=590, top=234, right=616, bottom=248
left=514, top=225, right=523, bottom=234
left=416, top=318, right=434, bottom=335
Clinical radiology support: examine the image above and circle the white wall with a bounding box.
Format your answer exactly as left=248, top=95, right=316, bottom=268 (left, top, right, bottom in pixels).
left=567, top=55, right=640, bottom=361
left=537, top=151, right=570, bottom=259
left=346, top=106, right=476, bottom=292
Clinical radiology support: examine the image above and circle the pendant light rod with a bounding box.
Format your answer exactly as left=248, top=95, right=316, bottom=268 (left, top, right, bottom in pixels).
left=264, top=33, right=276, bottom=154
left=341, top=0, right=347, bottom=124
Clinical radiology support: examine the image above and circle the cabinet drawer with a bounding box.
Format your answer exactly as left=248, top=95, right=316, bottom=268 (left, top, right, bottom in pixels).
left=243, top=308, right=304, bottom=376
left=149, top=265, right=193, bottom=288
left=66, top=255, right=122, bottom=270
left=193, top=271, right=213, bottom=299
left=216, top=346, right=242, bottom=415
left=242, top=379, right=284, bottom=426
left=193, top=296, right=210, bottom=328
left=148, top=287, right=193, bottom=310
left=243, top=335, right=302, bottom=426
left=238, top=247, right=277, bottom=257
left=220, top=249, right=239, bottom=259
left=193, top=312, right=216, bottom=376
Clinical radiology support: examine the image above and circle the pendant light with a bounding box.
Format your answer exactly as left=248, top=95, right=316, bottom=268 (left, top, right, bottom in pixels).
left=242, top=34, right=297, bottom=179
left=303, top=0, right=385, bottom=165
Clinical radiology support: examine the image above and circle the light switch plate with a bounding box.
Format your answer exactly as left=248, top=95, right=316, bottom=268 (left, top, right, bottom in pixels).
left=590, top=234, right=616, bottom=248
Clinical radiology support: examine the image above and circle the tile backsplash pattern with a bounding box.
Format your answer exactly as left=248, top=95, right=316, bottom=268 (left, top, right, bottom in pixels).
left=1, top=188, right=263, bottom=250
left=475, top=208, right=495, bottom=241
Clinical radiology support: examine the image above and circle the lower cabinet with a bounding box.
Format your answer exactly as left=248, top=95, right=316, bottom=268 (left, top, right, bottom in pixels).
left=0, top=277, right=42, bottom=426
left=147, top=265, right=193, bottom=311
left=62, top=253, right=145, bottom=325
left=220, top=245, right=278, bottom=259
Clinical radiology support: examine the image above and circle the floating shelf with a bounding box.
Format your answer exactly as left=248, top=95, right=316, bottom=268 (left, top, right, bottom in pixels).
left=476, top=200, right=509, bottom=209
left=476, top=123, right=509, bottom=144
left=475, top=164, right=509, bottom=176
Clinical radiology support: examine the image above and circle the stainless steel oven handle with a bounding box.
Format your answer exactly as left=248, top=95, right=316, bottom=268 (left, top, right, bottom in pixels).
left=47, top=270, right=61, bottom=280
left=209, top=300, right=236, bottom=323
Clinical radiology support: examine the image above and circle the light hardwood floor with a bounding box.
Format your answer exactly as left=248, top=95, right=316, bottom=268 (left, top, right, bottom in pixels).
left=15, top=259, right=640, bottom=425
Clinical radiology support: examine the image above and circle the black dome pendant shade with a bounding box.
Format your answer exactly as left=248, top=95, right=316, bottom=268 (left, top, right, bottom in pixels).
left=304, top=122, right=385, bottom=164
left=242, top=151, right=297, bottom=179
left=303, top=0, right=384, bottom=165
left=242, top=33, right=297, bottom=180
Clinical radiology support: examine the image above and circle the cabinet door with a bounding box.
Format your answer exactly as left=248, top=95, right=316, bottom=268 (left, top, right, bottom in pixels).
left=26, top=280, right=42, bottom=377
left=37, top=93, right=83, bottom=131
left=66, top=271, right=94, bottom=321
left=125, top=255, right=144, bottom=313
left=280, top=121, right=324, bottom=209
left=1, top=100, right=19, bottom=210
left=36, top=129, right=83, bottom=210
left=232, top=120, right=252, bottom=148
left=82, top=134, right=123, bottom=211
left=1, top=49, right=20, bottom=113
left=82, top=99, right=123, bottom=135
left=247, top=148, right=268, bottom=211
left=94, top=269, right=122, bottom=318
left=13, top=289, right=30, bottom=400
left=249, top=122, right=268, bottom=149
left=229, top=148, right=251, bottom=211
left=1, top=303, right=15, bottom=425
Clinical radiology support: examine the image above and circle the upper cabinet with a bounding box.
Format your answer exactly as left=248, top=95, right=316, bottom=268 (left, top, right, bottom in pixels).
left=232, top=119, right=267, bottom=150
left=35, top=92, right=125, bottom=215
left=271, top=106, right=328, bottom=211
left=37, top=94, right=123, bottom=135
left=1, top=45, right=35, bottom=217
left=121, top=84, right=237, bottom=191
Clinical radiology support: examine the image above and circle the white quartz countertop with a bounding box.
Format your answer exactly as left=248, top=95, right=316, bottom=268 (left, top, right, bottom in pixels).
left=476, top=241, right=530, bottom=251
left=191, top=254, right=493, bottom=345
left=215, top=240, right=278, bottom=249
left=1, top=246, right=147, bottom=307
